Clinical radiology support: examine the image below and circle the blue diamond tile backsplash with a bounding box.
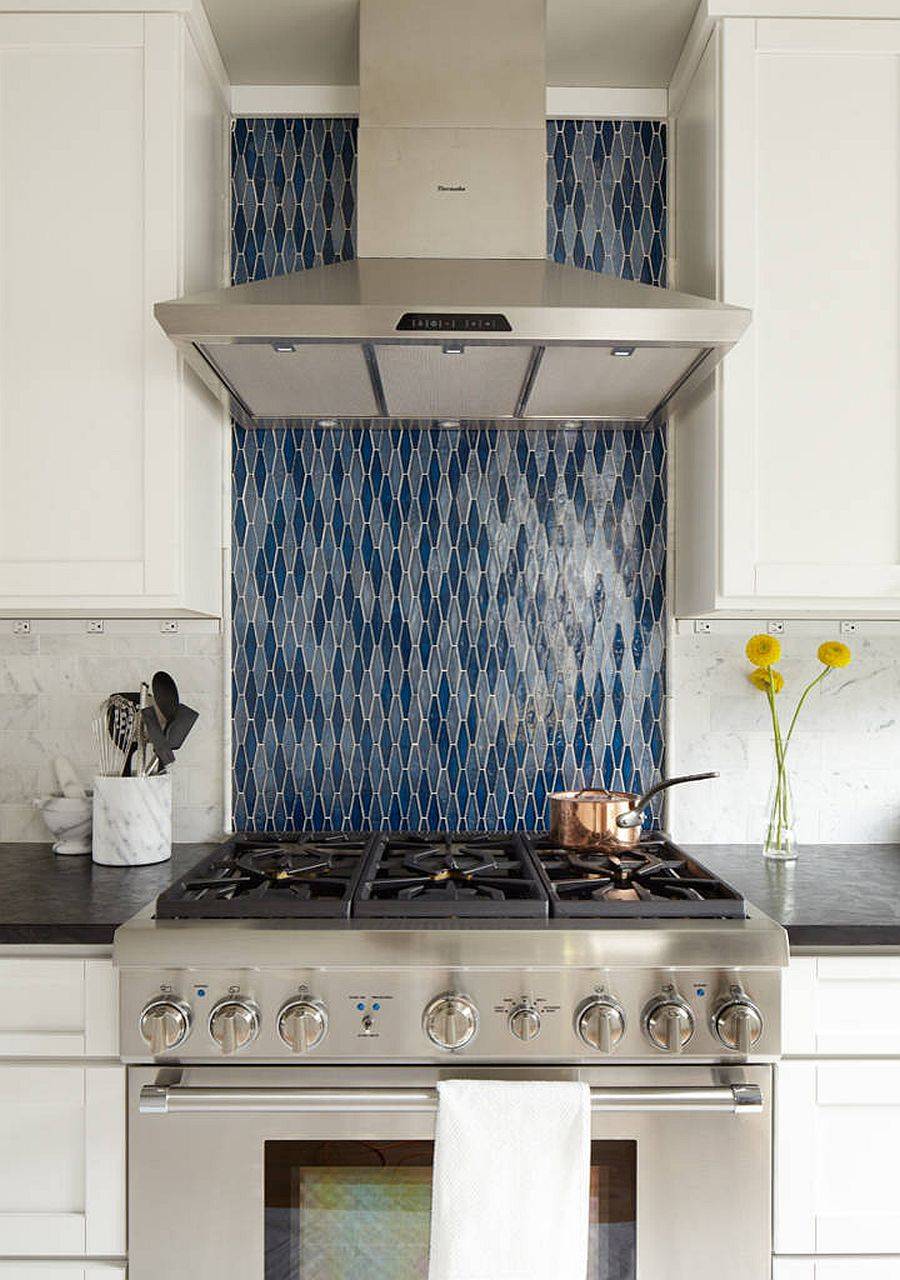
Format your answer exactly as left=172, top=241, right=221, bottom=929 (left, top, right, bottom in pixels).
left=232, top=117, right=668, bottom=832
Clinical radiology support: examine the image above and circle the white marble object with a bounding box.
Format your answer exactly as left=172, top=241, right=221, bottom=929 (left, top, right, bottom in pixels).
left=33, top=793, right=93, bottom=855
left=92, top=775, right=172, bottom=867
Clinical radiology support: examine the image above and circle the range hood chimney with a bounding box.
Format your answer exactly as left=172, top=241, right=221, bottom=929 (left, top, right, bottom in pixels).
left=155, top=0, right=750, bottom=426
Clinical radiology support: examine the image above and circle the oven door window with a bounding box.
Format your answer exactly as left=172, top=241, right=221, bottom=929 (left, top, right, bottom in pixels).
left=265, top=1140, right=636, bottom=1279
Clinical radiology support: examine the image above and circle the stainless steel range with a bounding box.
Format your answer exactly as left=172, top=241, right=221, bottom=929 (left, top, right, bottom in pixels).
left=116, top=832, right=788, bottom=1280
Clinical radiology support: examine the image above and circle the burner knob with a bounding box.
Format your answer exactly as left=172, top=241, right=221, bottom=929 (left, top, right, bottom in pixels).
left=643, top=987, right=695, bottom=1054
left=423, top=993, right=478, bottom=1051
left=209, top=997, right=260, bottom=1055
left=139, top=997, right=191, bottom=1056
left=575, top=995, right=626, bottom=1053
left=508, top=1003, right=541, bottom=1042
left=277, top=999, right=328, bottom=1054
left=712, top=987, right=763, bottom=1054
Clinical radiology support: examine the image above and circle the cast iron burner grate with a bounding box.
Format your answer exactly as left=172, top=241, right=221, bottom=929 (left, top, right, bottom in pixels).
left=525, top=836, right=747, bottom=919
left=154, top=832, right=747, bottom=922
left=155, top=833, right=376, bottom=919
left=353, top=832, right=549, bottom=919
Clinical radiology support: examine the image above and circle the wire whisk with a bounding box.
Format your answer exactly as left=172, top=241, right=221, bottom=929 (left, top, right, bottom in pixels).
left=92, top=694, right=138, bottom=777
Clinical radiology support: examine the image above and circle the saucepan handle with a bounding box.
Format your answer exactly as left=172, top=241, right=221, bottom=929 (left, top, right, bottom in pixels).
left=616, top=771, right=719, bottom=829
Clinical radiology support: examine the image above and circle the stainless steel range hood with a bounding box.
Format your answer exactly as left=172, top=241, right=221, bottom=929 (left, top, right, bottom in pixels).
left=155, top=0, right=750, bottom=427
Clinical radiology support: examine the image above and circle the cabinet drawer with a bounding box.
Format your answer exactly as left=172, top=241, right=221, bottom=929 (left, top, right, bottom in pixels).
left=0, top=1064, right=125, bottom=1257
left=776, top=1060, right=900, bottom=1254
left=775, top=1263, right=900, bottom=1279
left=0, top=959, right=116, bottom=1058
left=784, top=956, right=900, bottom=1056
left=0, top=1267, right=125, bottom=1278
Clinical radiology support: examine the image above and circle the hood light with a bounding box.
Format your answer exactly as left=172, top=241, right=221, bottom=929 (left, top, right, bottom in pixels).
left=611, top=346, right=635, bottom=357
left=439, top=419, right=461, bottom=428
left=316, top=418, right=338, bottom=428
left=442, top=343, right=464, bottom=355
left=272, top=342, right=296, bottom=353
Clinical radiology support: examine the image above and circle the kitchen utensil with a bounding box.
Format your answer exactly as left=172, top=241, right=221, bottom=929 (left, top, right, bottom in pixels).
left=109, top=691, right=141, bottom=775
left=33, top=793, right=92, bottom=855
left=93, top=695, right=138, bottom=777
left=53, top=756, right=86, bottom=800
left=140, top=704, right=176, bottom=769
left=164, top=702, right=199, bottom=751
left=151, top=670, right=180, bottom=728
left=137, top=682, right=151, bottom=775
left=548, top=772, right=719, bottom=850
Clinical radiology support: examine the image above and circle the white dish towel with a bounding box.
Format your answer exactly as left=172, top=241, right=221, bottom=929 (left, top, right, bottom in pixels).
left=427, top=1079, right=591, bottom=1280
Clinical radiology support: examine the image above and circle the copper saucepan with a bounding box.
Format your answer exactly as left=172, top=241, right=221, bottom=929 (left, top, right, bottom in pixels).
left=548, top=772, right=719, bottom=849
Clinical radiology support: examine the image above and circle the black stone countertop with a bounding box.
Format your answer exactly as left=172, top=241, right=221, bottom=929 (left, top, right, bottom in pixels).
left=0, top=843, right=216, bottom=945
left=690, top=844, right=900, bottom=948
left=2, top=841, right=899, bottom=949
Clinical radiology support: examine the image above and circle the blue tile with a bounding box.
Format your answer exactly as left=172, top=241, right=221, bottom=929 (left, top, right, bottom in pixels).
left=231, top=116, right=668, bottom=831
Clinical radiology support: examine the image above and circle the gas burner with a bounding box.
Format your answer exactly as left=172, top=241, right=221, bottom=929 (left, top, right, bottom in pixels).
left=155, top=833, right=376, bottom=920
left=235, top=842, right=341, bottom=881
left=354, top=833, right=548, bottom=918
left=526, top=836, right=747, bottom=919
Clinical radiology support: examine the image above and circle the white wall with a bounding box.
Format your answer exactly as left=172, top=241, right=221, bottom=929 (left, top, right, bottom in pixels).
left=0, top=621, right=225, bottom=842
left=667, top=625, right=900, bottom=844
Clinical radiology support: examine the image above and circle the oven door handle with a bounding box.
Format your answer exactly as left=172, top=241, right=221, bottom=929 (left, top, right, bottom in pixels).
left=139, top=1082, right=763, bottom=1116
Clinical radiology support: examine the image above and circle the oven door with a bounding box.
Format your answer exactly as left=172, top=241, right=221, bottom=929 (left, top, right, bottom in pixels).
left=129, top=1063, right=770, bottom=1280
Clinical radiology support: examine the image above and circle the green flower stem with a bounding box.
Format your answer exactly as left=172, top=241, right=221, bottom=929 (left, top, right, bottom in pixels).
left=783, top=665, right=831, bottom=754
left=761, top=664, right=832, bottom=854
left=763, top=676, right=787, bottom=852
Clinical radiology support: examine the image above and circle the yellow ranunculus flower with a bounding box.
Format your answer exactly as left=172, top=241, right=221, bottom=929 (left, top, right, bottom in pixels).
left=745, top=633, right=782, bottom=668
left=817, top=640, right=852, bottom=669
left=748, top=667, right=784, bottom=694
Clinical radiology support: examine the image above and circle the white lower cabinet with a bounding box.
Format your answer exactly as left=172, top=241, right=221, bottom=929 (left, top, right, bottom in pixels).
left=776, top=1059, right=900, bottom=1256
left=0, top=1064, right=125, bottom=1257
left=0, top=951, right=123, bottom=1267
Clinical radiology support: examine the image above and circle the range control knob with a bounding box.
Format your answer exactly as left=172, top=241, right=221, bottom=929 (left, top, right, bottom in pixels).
left=423, top=993, right=479, bottom=1051
left=575, top=995, right=626, bottom=1053
left=209, top=997, right=260, bottom=1055
left=277, top=998, right=328, bottom=1054
left=712, top=987, right=763, bottom=1054
left=508, top=1003, right=541, bottom=1042
left=139, top=997, right=191, bottom=1056
left=643, top=987, right=695, bottom=1053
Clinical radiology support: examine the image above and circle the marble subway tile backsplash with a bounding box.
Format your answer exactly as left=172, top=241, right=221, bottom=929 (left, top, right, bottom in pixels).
left=668, top=629, right=900, bottom=845
left=0, top=623, right=225, bottom=843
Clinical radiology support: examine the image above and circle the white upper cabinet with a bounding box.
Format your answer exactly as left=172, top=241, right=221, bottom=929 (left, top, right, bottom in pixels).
left=671, top=18, right=900, bottom=616
left=0, top=12, right=228, bottom=616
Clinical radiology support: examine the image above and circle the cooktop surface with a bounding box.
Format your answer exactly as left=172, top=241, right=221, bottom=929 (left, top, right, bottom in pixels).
left=155, top=832, right=747, bottom=922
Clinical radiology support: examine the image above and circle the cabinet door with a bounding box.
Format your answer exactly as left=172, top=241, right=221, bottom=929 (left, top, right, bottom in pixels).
left=673, top=19, right=900, bottom=615
left=776, top=1060, right=900, bottom=1255
left=0, top=1064, right=125, bottom=1256
left=0, top=13, right=224, bottom=616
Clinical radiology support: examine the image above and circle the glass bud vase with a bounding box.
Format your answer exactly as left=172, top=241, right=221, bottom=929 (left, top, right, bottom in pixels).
left=762, top=759, right=798, bottom=862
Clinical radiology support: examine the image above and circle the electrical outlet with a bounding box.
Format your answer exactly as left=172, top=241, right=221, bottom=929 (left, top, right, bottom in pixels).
left=160, top=619, right=179, bottom=634
left=86, top=619, right=104, bottom=634
left=840, top=620, right=859, bottom=634
left=12, top=620, right=30, bottom=635
left=693, top=620, right=712, bottom=634
left=767, top=620, right=785, bottom=635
